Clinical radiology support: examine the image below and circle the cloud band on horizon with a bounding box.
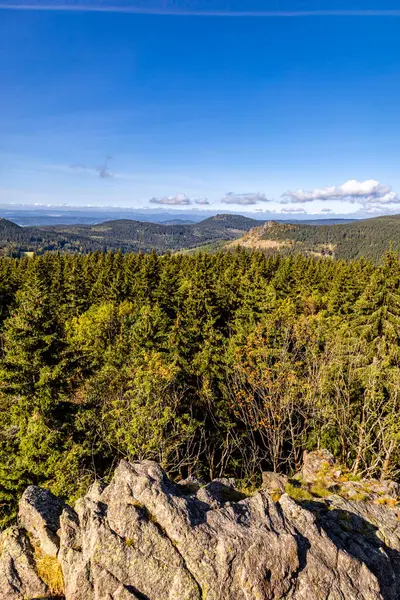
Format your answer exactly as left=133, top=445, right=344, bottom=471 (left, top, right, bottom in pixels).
left=150, top=194, right=209, bottom=206
left=280, top=206, right=306, bottom=214
left=1, top=2, right=400, bottom=17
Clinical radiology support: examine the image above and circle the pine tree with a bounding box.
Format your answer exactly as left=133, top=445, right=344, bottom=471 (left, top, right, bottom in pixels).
left=354, top=252, right=400, bottom=362
left=1, top=261, right=66, bottom=404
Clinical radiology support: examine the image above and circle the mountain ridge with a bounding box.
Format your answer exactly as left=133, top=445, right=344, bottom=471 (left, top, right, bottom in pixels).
left=0, top=213, right=398, bottom=260
left=0, top=214, right=263, bottom=255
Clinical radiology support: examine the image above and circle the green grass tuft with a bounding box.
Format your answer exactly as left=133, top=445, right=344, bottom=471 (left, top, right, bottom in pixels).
left=285, top=482, right=313, bottom=501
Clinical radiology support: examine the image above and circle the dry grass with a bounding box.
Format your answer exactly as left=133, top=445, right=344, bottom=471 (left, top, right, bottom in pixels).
left=33, top=544, right=64, bottom=597
left=270, top=490, right=282, bottom=502
left=339, top=473, right=362, bottom=483
left=375, top=497, right=399, bottom=508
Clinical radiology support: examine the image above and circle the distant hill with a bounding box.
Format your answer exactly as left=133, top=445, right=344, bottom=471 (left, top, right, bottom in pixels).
left=1, top=212, right=396, bottom=260
left=196, top=214, right=261, bottom=230
left=232, top=215, right=400, bottom=261
left=0, top=214, right=264, bottom=256
left=0, top=218, right=29, bottom=246
left=0, top=218, right=22, bottom=235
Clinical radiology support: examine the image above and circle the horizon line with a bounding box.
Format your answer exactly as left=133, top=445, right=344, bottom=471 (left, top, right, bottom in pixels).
left=1, top=3, right=400, bottom=17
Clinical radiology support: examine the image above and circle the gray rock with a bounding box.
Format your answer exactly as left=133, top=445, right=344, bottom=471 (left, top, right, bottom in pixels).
left=301, top=449, right=336, bottom=483
left=57, top=460, right=400, bottom=600
left=177, top=475, right=206, bottom=494
left=195, top=477, right=245, bottom=507
left=0, top=527, right=49, bottom=599
left=19, top=485, right=64, bottom=557
left=364, top=478, right=400, bottom=500
left=387, top=480, right=400, bottom=498
left=1, top=457, right=400, bottom=600
left=261, top=471, right=288, bottom=495
left=339, top=477, right=400, bottom=502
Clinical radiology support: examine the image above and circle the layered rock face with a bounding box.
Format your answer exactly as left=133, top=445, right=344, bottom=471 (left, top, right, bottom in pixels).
left=1, top=455, right=399, bottom=600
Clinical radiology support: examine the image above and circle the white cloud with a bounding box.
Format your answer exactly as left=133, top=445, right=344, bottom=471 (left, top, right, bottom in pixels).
left=221, top=192, right=271, bottom=205
left=149, top=193, right=192, bottom=206
left=361, top=201, right=400, bottom=214
left=321, top=208, right=332, bottom=213
left=280, top=207, right=306, bottom=214
left=370, top=191, right=399, bottom=204
left=362, top=205, right=386, bottom=214
left=194, top=198, right=210, bottom=205
left=282, top=179, right=399, bottom=206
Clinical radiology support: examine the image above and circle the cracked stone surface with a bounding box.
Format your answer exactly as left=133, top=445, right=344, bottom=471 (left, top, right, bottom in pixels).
left=19, top=485, right=65, bottom=557
left=0, top=526, right=49, bottom=600
left=1, top=458, right=399, bottom=599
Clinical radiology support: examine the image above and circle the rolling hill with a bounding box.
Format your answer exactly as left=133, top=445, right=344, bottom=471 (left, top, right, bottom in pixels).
left=232, top=214, right=400, bottom=261
left=0, top=214, right=263, bottom=256
left=1, top=213, right=399, bottom=260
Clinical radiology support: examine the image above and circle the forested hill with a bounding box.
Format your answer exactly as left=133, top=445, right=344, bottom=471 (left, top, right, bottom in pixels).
left=235, top=214, right=400, bottom=261
left=0, top=214, right=263, bottom=255
left=0, top=218, right=21, bottom=234
left=1, top=212, right=399, bottom=260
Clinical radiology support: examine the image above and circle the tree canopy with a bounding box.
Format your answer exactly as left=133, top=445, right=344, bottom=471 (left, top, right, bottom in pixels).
left=0, top=249, right=398, bottom=527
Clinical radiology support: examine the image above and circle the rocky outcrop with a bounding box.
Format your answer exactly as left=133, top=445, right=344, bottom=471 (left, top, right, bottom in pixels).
left=19, top=485, right=65, bottom=557
left=0, top=456, right=399, bottom=600
left=297, top=449, right=400, bottom=503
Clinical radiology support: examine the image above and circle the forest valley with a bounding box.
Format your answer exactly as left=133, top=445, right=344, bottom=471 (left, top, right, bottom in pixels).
left=0, top=248, right=399, bottom=528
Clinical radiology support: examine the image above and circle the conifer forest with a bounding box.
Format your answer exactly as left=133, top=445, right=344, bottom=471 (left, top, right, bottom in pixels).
left=0, top=249, right=399, bottom=526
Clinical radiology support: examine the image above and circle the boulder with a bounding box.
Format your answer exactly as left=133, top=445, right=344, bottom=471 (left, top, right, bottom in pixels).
left=19, top=485, right=64, bottom=557
left=261, top=471, right=288, bottom=495
left=301, top=449, right=336, bottom=483
left=387, top=480, right=400, bottom=498
left=339, top=477, right=400, bottom=503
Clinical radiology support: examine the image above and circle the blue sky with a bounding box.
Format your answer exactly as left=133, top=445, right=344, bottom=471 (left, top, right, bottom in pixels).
left=1, top=0, right=400, bottom=217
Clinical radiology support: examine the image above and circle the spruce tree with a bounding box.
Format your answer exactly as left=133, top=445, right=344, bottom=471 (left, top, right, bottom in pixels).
left=354, top=252, right=400, bottom=362
left=1, top=261, right=65, bottom=403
